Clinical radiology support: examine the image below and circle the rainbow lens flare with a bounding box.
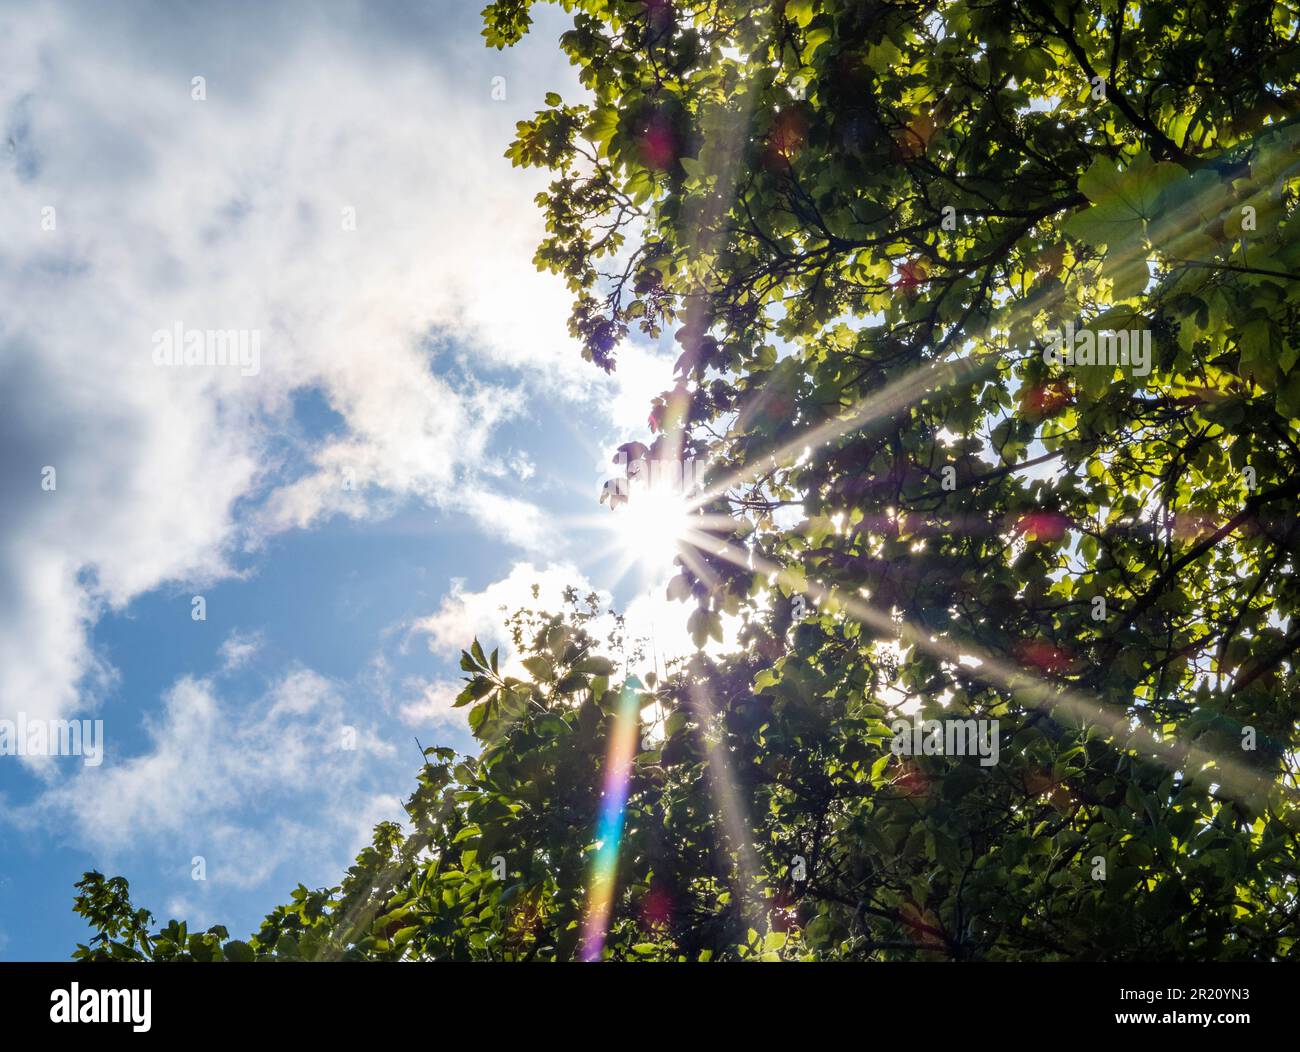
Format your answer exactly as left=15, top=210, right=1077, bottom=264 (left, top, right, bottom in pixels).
left=578, top=679, right=641, bottom=962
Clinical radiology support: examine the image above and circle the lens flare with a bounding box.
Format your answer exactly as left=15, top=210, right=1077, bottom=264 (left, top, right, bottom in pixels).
left=578, top=680, right=641, bottom=962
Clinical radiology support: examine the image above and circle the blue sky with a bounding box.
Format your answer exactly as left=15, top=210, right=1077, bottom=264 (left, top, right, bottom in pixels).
left=0, top=0, right=695, bottom=960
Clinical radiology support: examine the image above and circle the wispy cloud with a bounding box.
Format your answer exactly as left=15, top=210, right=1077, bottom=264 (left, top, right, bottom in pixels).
left=218, top=630, right=263, bottom=672
left=19, top=668, right=396, bottom=882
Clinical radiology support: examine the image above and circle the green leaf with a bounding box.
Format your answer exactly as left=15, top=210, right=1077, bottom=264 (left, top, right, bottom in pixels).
left=522, top=655, right=554, bottom=682
left=1066, top=151, right=1188, bottom=248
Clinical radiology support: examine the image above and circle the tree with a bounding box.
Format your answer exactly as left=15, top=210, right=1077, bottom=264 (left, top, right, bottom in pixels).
left=75, top=0, right=1300, bottom=960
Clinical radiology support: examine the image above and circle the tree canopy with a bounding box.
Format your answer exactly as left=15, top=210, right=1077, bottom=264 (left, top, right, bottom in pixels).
left=75, top=0, right=1300, bottom=961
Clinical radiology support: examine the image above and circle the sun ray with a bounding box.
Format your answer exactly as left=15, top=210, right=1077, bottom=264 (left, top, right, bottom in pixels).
left=682, top=679, right=766, bottom=931
left=693, top=531, right=1291, bottom=817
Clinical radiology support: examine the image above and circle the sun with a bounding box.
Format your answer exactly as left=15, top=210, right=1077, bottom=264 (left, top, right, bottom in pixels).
left=608, top=480, right=693, bottom=582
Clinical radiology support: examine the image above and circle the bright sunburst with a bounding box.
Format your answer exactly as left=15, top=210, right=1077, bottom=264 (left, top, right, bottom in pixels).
left=606, top=477, right=693, bottom=583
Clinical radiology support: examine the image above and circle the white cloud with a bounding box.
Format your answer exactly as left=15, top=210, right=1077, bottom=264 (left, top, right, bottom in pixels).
left=397, top=678, right=464, bottom=729
left=411, top=561, right=599, bottom=674
left=218, top=630, right=263, bottom=672
left=600, top=340, right=679, bottom=438
left=509, top=453, right=537, bottom=482
left=410, top=559, right=736, bottom=683
left=0, top=4, right=592, bottom=741
left=19, top=668, right=398, bottom=880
